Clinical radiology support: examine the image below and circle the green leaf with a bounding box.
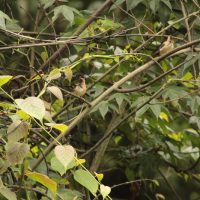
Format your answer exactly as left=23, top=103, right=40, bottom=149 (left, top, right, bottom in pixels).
left=181, top=72, right=193, bottom=81
left=52, top=5, right=78, bottom=25
left=150, top=102, right=161, bottom=119
left=63, top=67, right=73, bottom=83
left=0, top=102, right=15, bottom=110
left=135, top=105, right=149, bottom=118
left=126, top=0, right=143, bottom=10
left=97, top=19, right=123, bottom=31
left=0, top=11, right=11, bottom=29
left=47, top=68, right=61, bottom=81
left=25, top=171, right=57, bottom=197
left=57, top=188, right=83, bottom=200
left=41, top=51, right=49, bottom=62
left=51, top=156, right=76, bottom=175
left=100, top=184, right=111, bottom=199
left=0, top=75, right=12, bottom=87
left=7, top=120, right=29, bottom=143
left=161, top=0, right=172, bottom=10
left=47, top=86, right=63, bottom=100
left=0, top=159, right=10, bottom=174
left=0, top=180, right=17, bottom=200
left=73, top=169, right=99, bottom=196
left=40, top=0, right=55, bottom=9
left=51, top=157, right=66, bottom=176
left=15, top=97, right=46, bottom=122
left=150, top=0, right=160, bottom=14
left=109, top=93, right=129, bottom=107
left=110, top=0, right=125, bottom=11
left=98, top=101, right=109, bottom=119
left=6, top=142, right=30, bottom=165
left=54, top=145, right=75, bottom=168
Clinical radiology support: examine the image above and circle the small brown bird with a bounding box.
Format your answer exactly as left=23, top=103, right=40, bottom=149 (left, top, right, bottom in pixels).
left=154, top=36, right=174, bottom=56
left=73, top=78, right=87, bottom=97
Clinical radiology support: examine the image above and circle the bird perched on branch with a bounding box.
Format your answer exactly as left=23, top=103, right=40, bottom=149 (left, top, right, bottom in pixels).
left=153, top=36, right=174, bottom=56
left=73, top=78, right=87, bottom=97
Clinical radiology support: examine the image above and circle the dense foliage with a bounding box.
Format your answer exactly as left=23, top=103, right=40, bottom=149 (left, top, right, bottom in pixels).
left=0, top=0, right=200, bottom=199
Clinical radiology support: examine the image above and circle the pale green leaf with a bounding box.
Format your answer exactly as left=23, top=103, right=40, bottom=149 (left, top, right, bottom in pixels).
left=110, top=0, right=125, bottom=11
left=73, top=169, right=99, bottom=196
left=47, top=68, right=61, bottom=81
left=0, top=187, right=17, bottom=200
left=63, top=67, right=73, bottom=83
left=150, top=103, right=161, bottom=119
left=54, top=145, right=75, bottom=168
left=51, top=156, right=76, bottom=175
left=52, top=5, right=74, bottom=25
left=41, top=51, right=49, bottom=62
left=0, top=159, right=10, bottom=174
left=57, top=188, right=83, bottom=200
left=47, top=86, right=63, bottom=100
left=51, top=157, right=66, bottom=176
left=150, top=0, right=160, bottom=14
left=100, top=184, right=111, bottom=199
left=0, top=11, right=11, bottom=29
left=15, top=97, right=46, bottom=121
left=98, top=101, right=109, bottom=119
left=40, top=0, right=55, bottom=9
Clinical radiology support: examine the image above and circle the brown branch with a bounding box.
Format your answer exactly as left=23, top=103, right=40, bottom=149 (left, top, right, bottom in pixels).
left=31, top=38, right=200, bottom=170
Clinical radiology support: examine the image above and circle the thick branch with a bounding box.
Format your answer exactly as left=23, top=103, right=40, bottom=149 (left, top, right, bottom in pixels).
left=31, top=38, right=200, bottom=170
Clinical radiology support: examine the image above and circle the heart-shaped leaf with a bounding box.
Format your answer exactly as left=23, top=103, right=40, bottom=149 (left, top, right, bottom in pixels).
left=6, top=142, right=30, bottom=165
left=7, top=120, right=29, bottom=143
left=54, top=145, right=75, bottom=168
left=15, top=97, right=46, bottom=121
left=47, top=86, right=63, bottom=100
left=100, top=184, right=111, bottom=199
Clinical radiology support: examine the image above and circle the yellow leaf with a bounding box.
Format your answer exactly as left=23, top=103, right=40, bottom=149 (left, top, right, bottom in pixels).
left=45, top=123, right=68, bottom=134
left=41, top=51, right=48, bottom=62
left=63, top=67, right=73, bottom=83
left=159, top=112, right=169, bottom=122
left=114, top=56, right=119, bottom=63
left=16, top=110, right=31, bottom=120
left=83, top=53, right=90, bottom=59
left=25, top=171, right=57, bottom=197
left=95, top=172, right=104, bottom=182
left=76, top=159, right=86, bottom=166
left=0, top=75, right=12, bottom=87
left=168, top=132, right=183, bottom=142
left=125, top=44, right=131, bottom=49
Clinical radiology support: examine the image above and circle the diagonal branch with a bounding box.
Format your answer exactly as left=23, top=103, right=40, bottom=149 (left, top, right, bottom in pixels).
left=31, top=38, right=200, bottom=170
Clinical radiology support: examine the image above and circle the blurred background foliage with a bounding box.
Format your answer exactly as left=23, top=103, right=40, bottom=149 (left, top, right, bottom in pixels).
left=0, top=0, right=200, bottom=200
